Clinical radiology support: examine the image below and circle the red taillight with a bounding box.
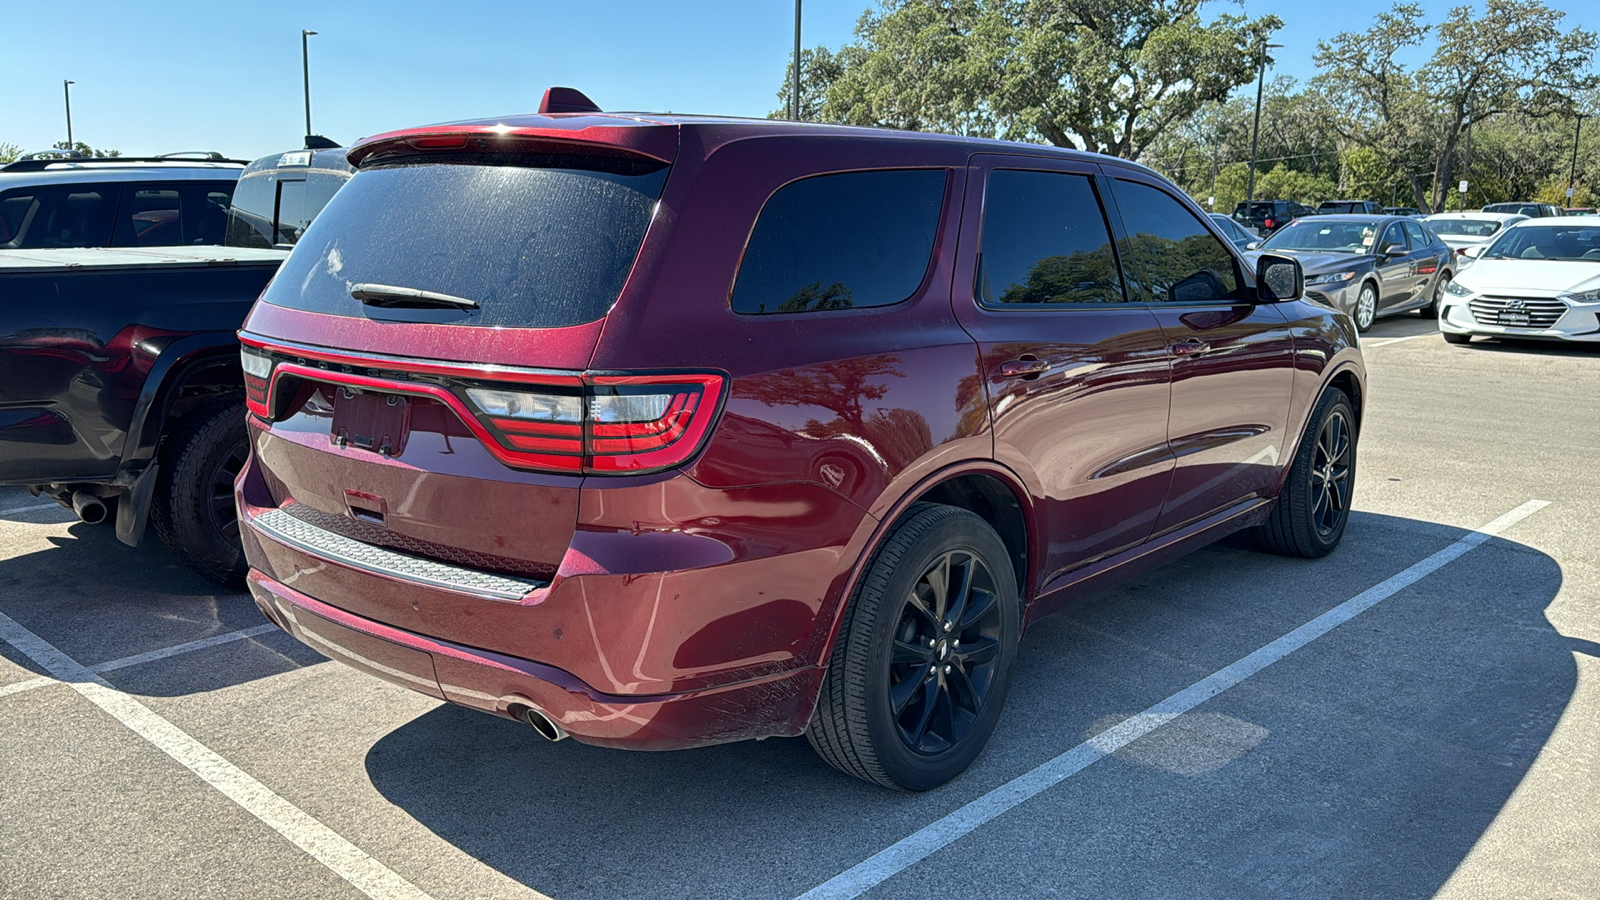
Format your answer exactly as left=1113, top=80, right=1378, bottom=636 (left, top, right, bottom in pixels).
left=1264, top=218, right=1276, bottom=229
left=408, top=135, right=469, bottom=150
left=239, top=336, right=724, bottom=476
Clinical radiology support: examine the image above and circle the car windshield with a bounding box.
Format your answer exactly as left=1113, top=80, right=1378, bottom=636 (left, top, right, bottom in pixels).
left=1482, top=225, right=1600, bottom=262
left=1428, top=218, right=1505, bottom=237
left=1259, top=219, right=1377, bottom=253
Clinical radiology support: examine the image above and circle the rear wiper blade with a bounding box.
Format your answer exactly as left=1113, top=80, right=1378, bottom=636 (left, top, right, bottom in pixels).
left=349, top=283, right=479, bottom=309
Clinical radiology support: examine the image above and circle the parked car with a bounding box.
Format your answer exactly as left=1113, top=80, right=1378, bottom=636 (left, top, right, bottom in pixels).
left=0, top=141, right=352, bottom=586
left=1482, top=201, right=1564, bottom=218
left=1232, top=199, right=1312, bottom=235
left=1208, top=212, right=1258, bottom=250
left=1421, top=212, right=1529, bottom=264
left=1316, top=200, right=1384, bottom=215
left=1438, top=216, right=1600, bottom=345
left=0, top=246, right=286, bottom=582
left=1247, top=213, right=1454, bottom=332
left=1384, top=206, right=1423, bottom=218
left=236, top=89, right=1365, bottom=790
left=1, top=152, right=244, bottom=249
left=1563, top=207, right=1595, bottom=215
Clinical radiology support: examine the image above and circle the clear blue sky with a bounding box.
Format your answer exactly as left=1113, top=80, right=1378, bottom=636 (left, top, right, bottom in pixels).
left=4, top=0, right=1597, bottom=161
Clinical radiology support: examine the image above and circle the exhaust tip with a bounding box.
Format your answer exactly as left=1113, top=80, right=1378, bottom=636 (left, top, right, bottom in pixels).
left=510, top=703, right=568, bottom=742
left=71, top=491, right=107, bottom=525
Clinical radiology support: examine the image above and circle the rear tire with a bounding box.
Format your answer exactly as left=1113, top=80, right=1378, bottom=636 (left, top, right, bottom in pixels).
left=1441, top=330, right=1472, bottom=345
left=1421, top=271, right=1449, bottom=319
left=1255, top=389, right=1356, bottom=558
left=807, top=504, right=1020, bottom=790
left=151, top=398, right=249, bottom=588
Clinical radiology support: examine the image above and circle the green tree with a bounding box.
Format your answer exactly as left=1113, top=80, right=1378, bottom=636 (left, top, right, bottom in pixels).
left=0, top=143, right=21, bottom=164
left=1343, top=146, right=1406, bottom=203
left=51, top=141, right=120, bottom=158
left=776, top=0, right=1282, bottom=159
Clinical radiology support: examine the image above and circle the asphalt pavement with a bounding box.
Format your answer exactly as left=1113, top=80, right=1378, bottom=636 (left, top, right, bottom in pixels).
left=1, top=318, right=1596, bottom=900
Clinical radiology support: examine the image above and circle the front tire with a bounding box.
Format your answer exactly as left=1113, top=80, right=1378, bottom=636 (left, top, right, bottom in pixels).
left=151, top=398, right=249, bottom=588
left=1352, top=283, right=1378, bottom=333
left=1255, top=389, right=1356, bottom=558
left=807, top=504, right=1020, bottom=790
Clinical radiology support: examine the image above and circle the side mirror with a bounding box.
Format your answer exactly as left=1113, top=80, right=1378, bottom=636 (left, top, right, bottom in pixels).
left=1245, top=240, right=1261, bottom=251
left=1256, top=253, right=1303, bottom=303
left=1383, top=244, right=1407, bottom=258
left=1460, top=244, right=1487, bottom=259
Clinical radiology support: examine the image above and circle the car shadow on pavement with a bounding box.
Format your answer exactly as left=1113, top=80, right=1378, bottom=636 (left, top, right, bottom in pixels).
left=0, top=520, right=319, bottom=689
left=365, top=510, right=1570, bottom=900
left=1453, top=337, right=1600, bottom=357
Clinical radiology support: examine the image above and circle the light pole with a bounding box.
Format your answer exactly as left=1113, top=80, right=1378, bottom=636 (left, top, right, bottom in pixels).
left=301, top=30, right=318, bottom=137
left=791, top=1, right=802, bottom=121
left=1570, top=112, right=1586, bottom=202
left=1245, top=38, right=1282, bottom=204
left=63, top=80, right=75, bottom=149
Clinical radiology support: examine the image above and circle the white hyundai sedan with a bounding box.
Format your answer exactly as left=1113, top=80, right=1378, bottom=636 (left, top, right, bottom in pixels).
left=1439, top=217, right=1600, bottom=344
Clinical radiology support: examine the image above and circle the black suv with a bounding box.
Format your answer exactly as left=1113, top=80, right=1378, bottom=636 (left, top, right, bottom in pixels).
left=1, top=151, right=244, bottom=249
left=1317, top=200, right=1384, bottom=215
left=1233, top=199, right=1312, bottom=235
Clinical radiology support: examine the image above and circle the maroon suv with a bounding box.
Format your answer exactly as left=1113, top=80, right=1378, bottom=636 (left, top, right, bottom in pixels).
left=237, top=96, right=1364, bottom=790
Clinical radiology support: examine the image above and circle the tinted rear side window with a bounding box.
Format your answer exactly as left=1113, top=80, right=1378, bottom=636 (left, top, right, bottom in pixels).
left=731, top=169, right=945, bottom=314
left=978, top=170, right=1123, bottom=306
left=3, top=185, right=116, bottom=248
left=263, top=158, right=668, bottom=328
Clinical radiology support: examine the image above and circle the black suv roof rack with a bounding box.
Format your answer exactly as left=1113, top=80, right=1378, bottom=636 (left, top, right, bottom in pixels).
left=2, top=152, right=248, bottom=173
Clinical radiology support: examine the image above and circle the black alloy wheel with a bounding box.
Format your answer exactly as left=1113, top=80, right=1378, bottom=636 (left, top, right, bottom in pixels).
left=1308, top=406, right=1354, bottom=537
left=1254, top=389, right=1357, bottom=558
left=807, top=504, right=1020, bottom=790
left=888, top=549, right=1005, bottom=755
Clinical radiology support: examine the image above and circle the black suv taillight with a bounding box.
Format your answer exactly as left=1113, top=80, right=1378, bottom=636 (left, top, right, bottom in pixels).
left=238, top=337, right=724, bottom=476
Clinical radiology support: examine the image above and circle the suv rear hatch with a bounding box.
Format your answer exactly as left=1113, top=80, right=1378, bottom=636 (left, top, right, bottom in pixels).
left=239, top=123, right=722, bottom=624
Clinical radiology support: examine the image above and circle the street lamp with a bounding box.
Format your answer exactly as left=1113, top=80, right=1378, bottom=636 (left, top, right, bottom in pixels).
left=301, top=30, right=318, bottom=138
left=63, top=80, right=75, bottom=149
left=1245, top=38, right=1283, bottom=204
left=791, top=1, right=802, bottom=121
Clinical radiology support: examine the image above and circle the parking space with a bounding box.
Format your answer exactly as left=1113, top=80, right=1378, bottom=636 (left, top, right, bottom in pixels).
left=2, top=319, right=1597, bottom=900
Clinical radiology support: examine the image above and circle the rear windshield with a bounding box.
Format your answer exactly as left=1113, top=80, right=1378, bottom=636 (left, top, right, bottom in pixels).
left=1427, top=218, right=1505, bottom=237
left=1319, top=202, right=1364, bottom=214
left=261, top=156, right=669, bottom=328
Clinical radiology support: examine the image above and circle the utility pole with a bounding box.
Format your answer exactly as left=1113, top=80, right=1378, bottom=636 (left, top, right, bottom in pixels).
left=791, top=1, right=802, bottom=121
left=1571, top=113, right=1586, bottom=201
left=302, top=30, right=318, bottom=137
left=63, top=80, right=75, bottom=149
left=1245, top=38, right=1282, bottom=203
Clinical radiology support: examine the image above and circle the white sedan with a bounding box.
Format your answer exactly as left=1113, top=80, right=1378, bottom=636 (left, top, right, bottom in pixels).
left=1422, top=212, right=1529, bottom=266
left=1439, top=217, right=1600, bottom=344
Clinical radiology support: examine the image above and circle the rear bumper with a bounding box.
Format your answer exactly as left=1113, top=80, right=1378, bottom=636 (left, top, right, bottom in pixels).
left=247, top=569, right=824, bottom=750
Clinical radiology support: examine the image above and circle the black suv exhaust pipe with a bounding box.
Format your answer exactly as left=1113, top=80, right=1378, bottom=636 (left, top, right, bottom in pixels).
left=71, top=491, right=107, bottom=525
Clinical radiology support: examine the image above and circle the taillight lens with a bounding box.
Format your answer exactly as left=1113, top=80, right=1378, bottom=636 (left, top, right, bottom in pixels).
left=1264, top=218, right=1276, bottom=229
left=241, top=347, right=274, bottom=417
left=241, top=336, right=724, bottom=476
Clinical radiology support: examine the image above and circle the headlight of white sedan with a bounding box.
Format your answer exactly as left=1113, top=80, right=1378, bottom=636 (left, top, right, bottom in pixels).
left=1444, top=279, right=1475, bottom=297
left=1557, top=289, right=1600, bottom=304
left=1305, top=271, right=1356, bottom=286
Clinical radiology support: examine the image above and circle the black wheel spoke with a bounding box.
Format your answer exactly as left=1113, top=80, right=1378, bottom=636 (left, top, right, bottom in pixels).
left=942, top=554, right=975, bottom=629
left=893, top=638, right=927, bottom=666
left=953, top=634, right=999, bottom=667
left=904, top=677, right=939, bottom=744
left=957, top=586, right=997, bottom=632
left=890, top=672, right=926, bottom=716
left=904, top=590, right=939, bottom=627
left=926, top=555, right=951, bottom=621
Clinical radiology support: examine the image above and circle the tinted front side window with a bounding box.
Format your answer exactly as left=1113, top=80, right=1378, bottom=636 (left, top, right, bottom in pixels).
left=978, top=170, right=1122, bottom=306
left=1402, top=220, right=1431, bottom=248
left=731, top=169, right=945, bottom=314
left=1379, top=223, right=1407, bottom=252
left=264, top=157, right=669, bottom=328
left=1112, top=179, right=1241, bottom=303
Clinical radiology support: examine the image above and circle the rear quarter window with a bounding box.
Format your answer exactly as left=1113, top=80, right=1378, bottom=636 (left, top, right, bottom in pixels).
left=731, top=169, right=946, bottom=314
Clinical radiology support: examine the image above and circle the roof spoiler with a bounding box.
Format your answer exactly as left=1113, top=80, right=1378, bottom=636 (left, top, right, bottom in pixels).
left=539, top=87, right=602, bottom=115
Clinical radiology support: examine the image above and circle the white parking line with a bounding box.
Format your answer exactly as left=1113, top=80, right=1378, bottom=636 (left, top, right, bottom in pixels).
left=0, top=623, right=283, bottom=700
left=796, top=499, right=1550, bottom=900
left=1363, top=332, right=1437, bottom=348
left=0, top=610, right=434, bottom=900
left=0, top=500, right=63, bottom=518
